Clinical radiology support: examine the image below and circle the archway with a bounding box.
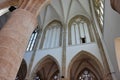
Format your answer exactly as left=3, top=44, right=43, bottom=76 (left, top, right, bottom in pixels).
left=68, top=51, right=104, bottom=80
left=15, top=59, right=27, bottom=80
left=33, top=55, right=60, bottom=80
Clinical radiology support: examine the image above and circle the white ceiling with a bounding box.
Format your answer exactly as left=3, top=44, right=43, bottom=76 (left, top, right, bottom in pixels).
left=38, top=0, right=91, bottom=29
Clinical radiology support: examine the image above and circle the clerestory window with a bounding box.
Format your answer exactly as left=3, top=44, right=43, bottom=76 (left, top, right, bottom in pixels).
left=69, top=16, right=93, bottom=45
left=40, top=21, right=62, bottom=49
left=26, top=30, right=38, bottom=51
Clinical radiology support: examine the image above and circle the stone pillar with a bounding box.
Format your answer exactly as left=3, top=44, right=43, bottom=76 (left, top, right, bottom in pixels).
left=0, top=0, right=50, bottom=80
left=61, top=23, right=67, bottom=80
left=0, top=8, right=37, bottom=80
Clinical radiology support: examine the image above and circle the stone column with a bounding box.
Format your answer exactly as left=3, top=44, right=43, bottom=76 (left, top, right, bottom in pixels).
left=0, top=0, right=50, bottom=80
left=61, top=23, right=67, bottom=80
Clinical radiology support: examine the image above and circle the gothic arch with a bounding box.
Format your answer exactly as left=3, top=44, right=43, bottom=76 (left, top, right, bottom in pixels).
left=68, top=15, right=94, bottom=45
left=43, top=20, right=63, bottom=31
left=68, top=15, right=90, bottom=26
left=32, top=55, right=60, bottom=80
left=67, top=50, right=104, bottom=80
left=40, top=20, right=63, bottom=49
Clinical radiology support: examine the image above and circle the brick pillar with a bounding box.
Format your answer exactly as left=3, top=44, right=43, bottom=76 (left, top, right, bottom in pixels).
left=0, top=0, right=51, bottom=79
left=0, top=9, right=37, bottom=80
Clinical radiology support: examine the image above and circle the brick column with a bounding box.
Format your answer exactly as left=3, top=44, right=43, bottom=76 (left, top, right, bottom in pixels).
left=0, top=0, right=50, bottom=80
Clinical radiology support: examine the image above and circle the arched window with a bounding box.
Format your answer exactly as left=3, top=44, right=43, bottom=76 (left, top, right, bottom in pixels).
left=78, top=69, right=97, bottom=80
left=26, top=29, right=38, bottom=51
left=93, top=0, right=104, bottom=31
left=41, top=21, right=62, bottom=49
left=69, top=16, right=93, bottom=45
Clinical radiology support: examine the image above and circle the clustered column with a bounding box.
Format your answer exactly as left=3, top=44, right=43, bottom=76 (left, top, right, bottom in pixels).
left=0, top=0, right=50, bottom=80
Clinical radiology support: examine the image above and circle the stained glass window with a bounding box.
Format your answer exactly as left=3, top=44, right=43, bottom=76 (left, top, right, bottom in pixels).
left=26, top=30, right=38, bottom=51
left=78, top=69, right=97, bottom=80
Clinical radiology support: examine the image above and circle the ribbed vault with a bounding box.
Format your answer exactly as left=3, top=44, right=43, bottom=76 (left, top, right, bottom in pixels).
left=68, top=51, right=104, bottom=80
left=38, top=0, right=91, bottom=29
left=33, top=55, right=60, bottom=80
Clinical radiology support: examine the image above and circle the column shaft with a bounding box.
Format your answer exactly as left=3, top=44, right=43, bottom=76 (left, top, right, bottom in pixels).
left=0, top=9, right=37, bottom=80
left=61, top=23, right=67, bottom=80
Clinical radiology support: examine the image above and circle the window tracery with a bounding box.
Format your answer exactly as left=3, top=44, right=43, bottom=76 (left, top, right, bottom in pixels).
left=41, top=21, right=62, bottom=49
left=78, top=69, right=97, bottom=80
left=69, top=16, right=93, bottom=45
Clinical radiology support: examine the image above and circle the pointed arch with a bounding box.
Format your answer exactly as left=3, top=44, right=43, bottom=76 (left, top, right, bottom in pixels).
left=67, top=50, right=104, bottom=80
left=40, top=20, right=63, bottom=49
left=42, top=4, right=62, bottom=28
left=32, top=55, right=60, bottom=80
left=68, top=15, right=90, bottom=25
left=44, top=20, right=63, bottom=30
left=35, top=55, right=60, bottom=69
left=68, top=15, right=94, bottom=45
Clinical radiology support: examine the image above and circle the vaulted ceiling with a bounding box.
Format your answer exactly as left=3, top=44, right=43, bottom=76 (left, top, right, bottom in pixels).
left=0, top=0, right=92, bottom=29
left=38, top=0, right=91, bottom=29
